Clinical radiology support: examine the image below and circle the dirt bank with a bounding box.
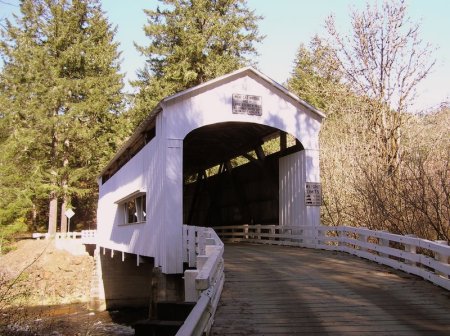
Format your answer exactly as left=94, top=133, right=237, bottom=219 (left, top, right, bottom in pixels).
left=0, top=239, right=143, bottom=335
left=0, top=239, right=93, bottom=307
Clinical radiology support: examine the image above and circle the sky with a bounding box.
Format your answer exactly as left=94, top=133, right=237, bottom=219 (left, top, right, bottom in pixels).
left=1, top=0, right=449, bottom=112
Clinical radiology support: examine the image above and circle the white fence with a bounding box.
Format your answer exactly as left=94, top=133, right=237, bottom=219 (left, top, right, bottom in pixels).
left=214, top=224, right=450, bottom=291
left=177, top=225, right=225, bottom=336
left=80, top=230, right=97, bottom=244
left=32, top=230, right=97, bottom=245
left=32, top=232, right=81, bottom=240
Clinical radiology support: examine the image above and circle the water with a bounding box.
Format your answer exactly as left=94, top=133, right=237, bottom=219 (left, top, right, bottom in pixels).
left=1, top=303, right=147, bottom=335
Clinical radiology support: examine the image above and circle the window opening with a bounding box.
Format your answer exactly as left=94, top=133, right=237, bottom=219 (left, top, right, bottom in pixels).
left=123, top=194, right=146, bottom=224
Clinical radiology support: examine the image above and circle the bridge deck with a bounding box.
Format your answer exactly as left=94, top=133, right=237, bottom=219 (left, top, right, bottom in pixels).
left=211, top=243, right=450, bottom=335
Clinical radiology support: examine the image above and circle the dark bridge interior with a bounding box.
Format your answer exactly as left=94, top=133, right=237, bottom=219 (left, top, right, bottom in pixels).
left=183, top=122, right=303, bottom=227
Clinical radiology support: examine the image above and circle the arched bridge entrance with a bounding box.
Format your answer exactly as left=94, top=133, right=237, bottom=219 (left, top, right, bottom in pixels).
left=183, top=122, right=303, bottom=228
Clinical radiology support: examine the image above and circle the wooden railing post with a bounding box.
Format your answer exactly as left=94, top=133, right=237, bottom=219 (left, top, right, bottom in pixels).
left=337, top=228, right=344, bottom=250
left=256, top=224, right=261, bottom=240
left=188, top=226, right=196, bottom=267
left=317, top=226, right=325, bottom=246
left=270, top=225, right=275, bottom=240
left=198, top=228, right=206, bottom=255
left=313, top=226, right=321, bottom=247
left=358, top=231, right=368, bottom=252
left=184, top=270, right=200, bottom=302
left=434, top=240, right=449, bottom=278
left=404, top=234, right=417, bottom=266
left=378, top=231, right=389, bottom=258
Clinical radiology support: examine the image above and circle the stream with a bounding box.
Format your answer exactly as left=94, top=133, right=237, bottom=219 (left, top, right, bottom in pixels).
left=1, top=303, right=147, bottom=335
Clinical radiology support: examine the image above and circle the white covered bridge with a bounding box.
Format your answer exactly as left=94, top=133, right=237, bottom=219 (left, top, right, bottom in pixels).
left=97, top=67, right=322, bottom=274
left=89, top=68, right=450, bottom=335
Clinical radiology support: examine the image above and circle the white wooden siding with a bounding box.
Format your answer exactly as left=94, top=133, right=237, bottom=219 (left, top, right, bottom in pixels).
left=163, top=138, right=183, bottom=273
left=279, top=150, right=320, bottom=227
left=279, top=151, right=306, bottom=227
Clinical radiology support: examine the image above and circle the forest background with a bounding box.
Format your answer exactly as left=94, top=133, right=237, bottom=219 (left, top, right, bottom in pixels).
left=0, top=0, right=448, bottom=252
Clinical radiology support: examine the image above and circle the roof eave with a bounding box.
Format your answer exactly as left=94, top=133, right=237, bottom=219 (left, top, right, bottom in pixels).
left=98, top=103, right=163, bottom=178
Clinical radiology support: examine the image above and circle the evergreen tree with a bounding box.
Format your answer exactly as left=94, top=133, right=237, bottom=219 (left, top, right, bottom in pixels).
left=0, top=0, right=124, bottom=236
left=131, top=0, right=264, bottom=126
left=287, top=37, right=369, bottom=228
left=287, top=36, right=344, bottom=112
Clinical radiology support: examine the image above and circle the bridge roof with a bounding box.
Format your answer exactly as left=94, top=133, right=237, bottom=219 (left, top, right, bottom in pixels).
left=100, top=67, right=325, bottom=180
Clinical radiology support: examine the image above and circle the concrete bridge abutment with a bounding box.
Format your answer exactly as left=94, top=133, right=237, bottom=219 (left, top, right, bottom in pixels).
left=89, top=247, right=184, bottom=312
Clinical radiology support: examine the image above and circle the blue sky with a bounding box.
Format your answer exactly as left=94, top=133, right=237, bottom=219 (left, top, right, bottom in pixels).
left=1, top=0, right=449, bottom=111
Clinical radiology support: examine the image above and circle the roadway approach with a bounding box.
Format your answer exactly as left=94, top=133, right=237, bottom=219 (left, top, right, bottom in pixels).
left=211, top=243, right=450, bottom=336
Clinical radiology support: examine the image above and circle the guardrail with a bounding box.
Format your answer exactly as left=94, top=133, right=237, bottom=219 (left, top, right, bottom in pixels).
left=32, top=230, right=97, bottom=245
left=80, top=230, right=97, bottom=244
left=214, top=224, right=450, bottom=291
left=32, top=232, right=81, bottom=239
left=32, top=232, right=51, bottom=239
left=177, top=225, right=225, bottom=336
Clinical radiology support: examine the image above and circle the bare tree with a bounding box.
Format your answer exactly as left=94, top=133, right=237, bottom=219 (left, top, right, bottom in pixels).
left=0, top=1, right=17, bottom=29
left=325, top=0, right=435, bottom=173
left=287, top=0, right=448, bottom=240
left=355, top=150, right=449, bottom=240
left=326, top=0, right=435, bottom=113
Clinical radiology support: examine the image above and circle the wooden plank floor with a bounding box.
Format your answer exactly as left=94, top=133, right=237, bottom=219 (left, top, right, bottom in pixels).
left=211, top=243, right=450, bottom=336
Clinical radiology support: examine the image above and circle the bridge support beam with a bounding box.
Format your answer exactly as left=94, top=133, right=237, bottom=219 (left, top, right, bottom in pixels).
left=149, top=266, right=184, bottom=318
left=89, top=247, right=185, bottom=314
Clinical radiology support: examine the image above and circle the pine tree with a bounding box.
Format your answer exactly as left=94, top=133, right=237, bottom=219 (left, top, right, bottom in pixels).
left=0, top=0, right=124, bottom=236
left=131, top=0, right=264, bottom=127
left=287, top=36, right=344, bottom=112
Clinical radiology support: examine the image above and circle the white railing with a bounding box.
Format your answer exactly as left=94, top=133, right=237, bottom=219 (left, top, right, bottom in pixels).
left=32, top=232, right=50, bottom=239
left=214, top=224, right=450, bottom=291
left=32, top=230, right=97, bottom=245
left=80, top=229, right=97, bottom=244
left=176, top=225, right=225, bottom=336
left=56, top=232, right=81, bottom=239
left=32, top=232, right=81, bottom=239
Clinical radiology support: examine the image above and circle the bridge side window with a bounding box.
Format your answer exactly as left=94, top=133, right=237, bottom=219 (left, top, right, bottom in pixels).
left=122, top=194, right=146, bottom=224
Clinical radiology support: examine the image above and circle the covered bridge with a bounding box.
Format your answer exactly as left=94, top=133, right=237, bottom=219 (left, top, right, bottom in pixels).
left=96, top=67, right=324, bottom=275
